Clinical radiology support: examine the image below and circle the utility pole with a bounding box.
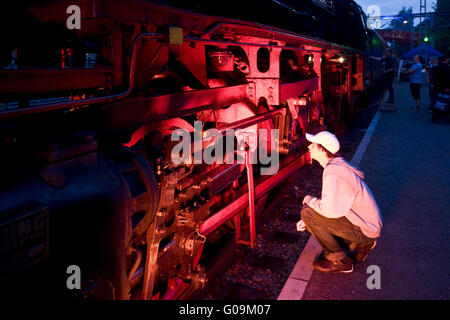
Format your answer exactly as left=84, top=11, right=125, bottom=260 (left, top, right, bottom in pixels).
left=378, top=9, right=449, bottom=54
left=420, top=0, right=426, bottom=61
left=430, top=10, right=435, bottom=48
left=420, top=0, right=427, bottom=43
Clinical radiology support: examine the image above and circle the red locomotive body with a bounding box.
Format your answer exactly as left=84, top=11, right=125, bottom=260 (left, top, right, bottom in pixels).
left=0, top=0, right=386, bottom=299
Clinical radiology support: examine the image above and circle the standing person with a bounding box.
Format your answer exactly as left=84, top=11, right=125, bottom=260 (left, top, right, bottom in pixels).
left=409, top=55, right=423, bottom=113
left=431, top=55, right=450, bottom=95
left=296, top=131, right=383, bottom=273
left=427, top=57, right=438, bottom=113
left=382, top=48, right=396, bottom=105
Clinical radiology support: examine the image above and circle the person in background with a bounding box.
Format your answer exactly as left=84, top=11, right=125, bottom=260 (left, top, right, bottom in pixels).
left=431, top=55, right=450, bottom=95
left=409, top=55, right=423, bottom=113
left=427, top=57, right=438, bottom=113
left=296, top=131, right=383, bottom=274
left=382, top=48, right=396, bottom=105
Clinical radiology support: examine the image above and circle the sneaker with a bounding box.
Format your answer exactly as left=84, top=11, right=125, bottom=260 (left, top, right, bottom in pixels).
left=355, top=240, right=377, bottom=263
left=312, top=256, right=354, bottom=274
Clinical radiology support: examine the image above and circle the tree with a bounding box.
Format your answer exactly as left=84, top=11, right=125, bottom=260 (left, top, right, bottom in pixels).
left=433, top=0, right=450, bottom=54
left=389, top=6, right=413, bottom=30
left=388, top=7, right=415, bottom=59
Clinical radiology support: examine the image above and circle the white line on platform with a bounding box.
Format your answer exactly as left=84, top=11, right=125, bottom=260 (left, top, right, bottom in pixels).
left=351, top=111, right=381, bottom=167
left=277, top=110, right=382, bottom=300
left=277, top=237, right=321, bottom=300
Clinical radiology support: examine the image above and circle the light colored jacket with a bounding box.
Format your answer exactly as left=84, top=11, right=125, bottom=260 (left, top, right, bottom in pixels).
left=304, top=157, right=383, bottom=238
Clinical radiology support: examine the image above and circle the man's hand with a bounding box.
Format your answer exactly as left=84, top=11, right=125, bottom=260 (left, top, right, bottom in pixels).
left=296, top=219, right=306, bottom=232
left=303, top=195, right=313, bottom=205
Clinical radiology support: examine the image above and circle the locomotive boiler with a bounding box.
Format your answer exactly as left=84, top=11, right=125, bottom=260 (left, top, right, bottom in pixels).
left=0, top=0, right=387, bottom=300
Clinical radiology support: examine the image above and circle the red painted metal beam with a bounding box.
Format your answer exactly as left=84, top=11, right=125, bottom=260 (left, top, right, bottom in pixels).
left=108, top=79, right=318, bottom=133
left=104, top=84, right=249, bottom=129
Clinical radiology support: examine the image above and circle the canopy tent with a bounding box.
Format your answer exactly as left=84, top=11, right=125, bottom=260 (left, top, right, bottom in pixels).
left=402, top=44, right=443, bottom=59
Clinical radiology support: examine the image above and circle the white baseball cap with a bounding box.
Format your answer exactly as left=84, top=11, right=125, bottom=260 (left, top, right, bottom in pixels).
left=305, top=131, right=340, bottom=154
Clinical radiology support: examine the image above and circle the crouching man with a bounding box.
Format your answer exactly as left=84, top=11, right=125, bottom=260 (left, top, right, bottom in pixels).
left=297, top=131, right=382, bottom=273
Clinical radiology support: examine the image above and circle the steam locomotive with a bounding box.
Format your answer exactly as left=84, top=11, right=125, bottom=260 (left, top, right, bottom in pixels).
left=0, top=0, right=387, bottom=300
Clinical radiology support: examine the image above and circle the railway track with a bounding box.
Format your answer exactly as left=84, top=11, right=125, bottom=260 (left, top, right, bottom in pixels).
left=187, top=87, right=383, bottom=300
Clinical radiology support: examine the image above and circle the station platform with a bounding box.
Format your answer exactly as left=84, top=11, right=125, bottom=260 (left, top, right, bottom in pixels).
left=278, top=80, right=450, bottom=300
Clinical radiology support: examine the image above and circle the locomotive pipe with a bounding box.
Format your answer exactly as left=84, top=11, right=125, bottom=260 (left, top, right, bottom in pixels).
left=129, top=267, right=145, bottom=289
left=127, top=247, right=143, bottom=283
